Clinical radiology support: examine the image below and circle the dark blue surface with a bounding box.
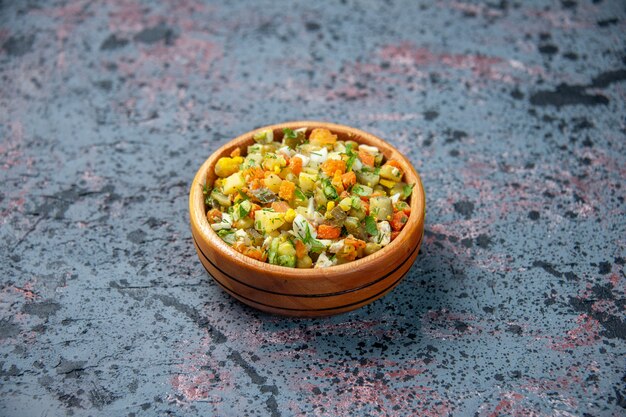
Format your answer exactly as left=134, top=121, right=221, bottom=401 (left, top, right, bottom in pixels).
left=1, top=1, right=625, bottom=416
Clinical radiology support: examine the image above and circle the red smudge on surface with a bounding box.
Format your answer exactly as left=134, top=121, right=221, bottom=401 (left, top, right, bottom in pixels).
left=520, top=365, right=587, bottom=410
left=524, top=8, right=592, bottom=29
left=12, top=282, right=39, bottom=301
left=168, top=332, right=233, bottom=406
left=1, top=121, right=24, bottom=170
left=487, top=392, right=525, bottom=417
left=548, top=314, right=600, bottom=351
left=107, top=0, right=158, bottom=32
left=443, top=1, right=504, bottom=18
left=608, top=272, right=622, bottom=288
left=291, top=358, right=448, bottom=417
left=379, top=42, right=536, bottom=83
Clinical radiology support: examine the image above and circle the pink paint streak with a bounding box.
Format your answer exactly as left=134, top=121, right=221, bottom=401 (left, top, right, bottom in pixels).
left=379, top=42, right=527, bottom=83
left=548, top=314, right=600, bottom=351
left=283, top=356, right=447, bottom=416
left=168, top=332, right=233, bottom=406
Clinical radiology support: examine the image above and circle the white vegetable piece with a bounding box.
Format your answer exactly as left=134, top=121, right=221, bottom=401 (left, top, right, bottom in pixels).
left=327, top=151, right=343, bottom=161
left=306, top=197, right=315, bottom=216
left=390, top=193, right=401, bottom=204
left=293, top=214, right=317, bottom=240
left=370, top=221, right=391, bottom=246
left=294, top=153, right=310, bottom=167
left=314, top=252, right=336, bottom=268
left=277, top=146, right=294, bottom=158
left=351, top=158, right=363, bottom=171
left=317, top=239, right=333, bottom=248
left=309, top=147, right=328, bottom=164
left=211, top=213, right=233, bottom=231
left=328, top=239, right=345, bottom=253
left=359, top=144, right=379, bottom=154
left=234, top=229, right=251, bottom=246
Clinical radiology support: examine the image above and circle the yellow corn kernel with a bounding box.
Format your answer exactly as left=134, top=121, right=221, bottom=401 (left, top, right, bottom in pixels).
left=327, top=201, right=335, bottom=212
left=284, top=208, right=296, bottom=223
left=274, top=165, right=281, bottom=174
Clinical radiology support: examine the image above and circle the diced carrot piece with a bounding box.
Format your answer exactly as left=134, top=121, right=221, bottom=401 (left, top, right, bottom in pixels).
left=391, top=211, right=409, bottom=231
left=230, top=148, right=241, bottom=158
left=244, top=167, right=265, bottom=184
left=295, top=239, right=307, bottom=259
left=339, top=190, right=350, bottom=199
left=341, top=171, right=356, bottom=188
left=321, top=159, right=346, bottom=176
left=317, top=224, right=341, bottom=239
left=386, top=160, right=403, bottom=170
left=403, top=206, right=411, bottom=215
left=391, top=231, right=401, bottom=241
left=278, top=180, right=296, bottom=201
left=206, top=209, right=222, bottom=223
left=290, top=156, right=303, bottom=176
left=249, top=179, right=261, bottom=190
left=361, top=200, right=370, bottom=215
left=358, top=150, right=375, bottom=167
left=271, top=201, right=290, bottom=212
left=331, top=172, right=344, bottom=194
left=245, top=248, right=265, bottom=261
left=309, top=128, right=337, bottom=146
left=344, top=237, right=366, bottom=249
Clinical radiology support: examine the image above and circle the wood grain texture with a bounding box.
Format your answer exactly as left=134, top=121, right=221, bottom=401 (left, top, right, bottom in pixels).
left=189, top=121, right=426, bottom=317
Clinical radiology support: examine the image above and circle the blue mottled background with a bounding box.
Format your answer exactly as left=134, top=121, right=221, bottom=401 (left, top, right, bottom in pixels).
left=1, top=0, right=624, bottom=416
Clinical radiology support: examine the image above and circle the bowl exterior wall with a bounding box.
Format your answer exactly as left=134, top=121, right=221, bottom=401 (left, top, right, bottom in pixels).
left=189, top=121, right=426, bottom=317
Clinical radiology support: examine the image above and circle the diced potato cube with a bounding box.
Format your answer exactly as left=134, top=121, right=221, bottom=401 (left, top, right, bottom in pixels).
left=223, top=172, right=245, bottom=195
left=263, top=173, right=283, bottom=193
left=352, top=184, right=373, bottom=197
left=299, top=172, right=317, bottom=193
left=380, top=164, right=403, bottom=182
left=254, top=210, right=285, bottom=232
left=369, top=196, right=393, bottom=221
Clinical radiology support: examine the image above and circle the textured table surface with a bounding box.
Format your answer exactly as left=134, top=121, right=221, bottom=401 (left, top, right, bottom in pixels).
left=1, top=1, right=625, bottom=416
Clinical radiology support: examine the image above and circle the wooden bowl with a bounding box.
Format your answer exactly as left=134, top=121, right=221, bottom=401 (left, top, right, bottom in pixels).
left=189, top=121, right=425, bottom=317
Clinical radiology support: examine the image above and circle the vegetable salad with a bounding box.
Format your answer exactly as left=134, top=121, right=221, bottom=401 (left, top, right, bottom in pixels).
left=203, top=127, right=414, bottom=269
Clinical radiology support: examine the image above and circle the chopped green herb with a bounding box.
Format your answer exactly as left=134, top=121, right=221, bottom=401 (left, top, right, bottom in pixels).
left=364, top=215, right=378, bottom=236
left=303, top=223, right=325, bottom=253
left=217, top=229, right=236, bottom=245
left=346, top=154, right=357, bottom=172
left=322, top=179, right=338, bottom=200
left=294, top=188, right=307, bottom=201
left=238, top=204, right=249, bottom=219
left=283, top=128, right=297, bottom=139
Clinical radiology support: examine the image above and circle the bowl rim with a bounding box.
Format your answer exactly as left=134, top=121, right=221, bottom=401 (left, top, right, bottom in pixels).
left=189, top=120, right=425, bottom=279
